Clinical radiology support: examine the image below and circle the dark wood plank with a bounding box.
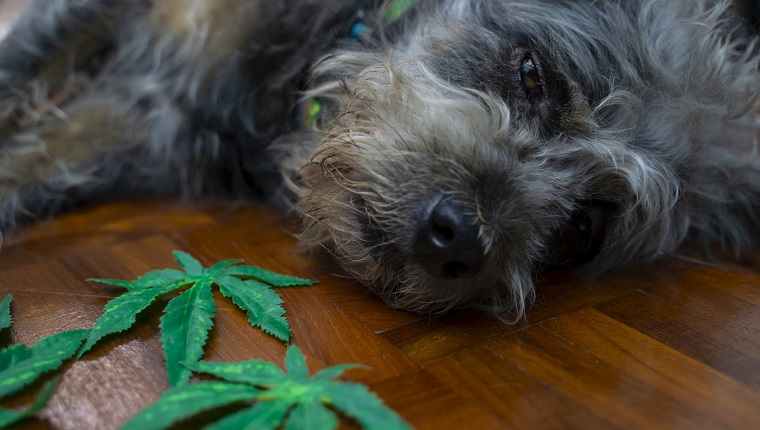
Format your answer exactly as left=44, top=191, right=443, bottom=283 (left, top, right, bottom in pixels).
left=425, top=345, right=615, bottom=429
left=484, top=326, right=718, bottom=429
left=380, top=270, right=643, bottom=363
left=380, top=310, right=510, bottom=363
left=541, top=308, right=760, bottom=428
left=595, top=284, right=760, bottom=388
left=371, top=370, right=507, bottom=429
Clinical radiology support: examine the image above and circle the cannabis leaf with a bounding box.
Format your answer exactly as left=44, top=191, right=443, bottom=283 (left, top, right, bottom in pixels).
left=217, top=276, right=289, bottom=341
left=0, top=329, right=89, bottom=398
left=82, top=251, right=314, bottom=386
left=79, top=285, right=177, bottom=358
left=0, top=294, right=68, bottom=428
left=0, top=326, right=89, bottom=428
left=120, top=382, right=260, bottom=430
left=0, top=294, right=11, bottom=332
left=159, top=279, right=216, bottom=386
left=0, top=376, right=60, bottom=428
left=123, top=346, right=411, bottom=430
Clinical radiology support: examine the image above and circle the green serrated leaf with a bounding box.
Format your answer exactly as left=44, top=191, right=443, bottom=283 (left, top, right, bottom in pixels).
left=160, top=280, right=216, bottom=386
left=218, top=277, right=290, bottom=342
left=324, top=382, right=411, bottom=430
left=24, top=374, right=60, bottom=414
left=0, top=294, right=12, bottom=331
left=0, top=329, right=89, bottom=398
left=0, top=344, right=32, bottom=372
left=86, top=278, right=138, bottom=289
left=0, top=406, right=22, bottom=428
left=80, top=285, right=177, bottom=357
left=284, top=345, right=309, bottom=381
left=223, top=265, right=314, bottom=287
left=89, top=269, right=188, bottom=291
left=164, top=346, right=406, bottom=430
left=207, top=260, right=242, bottom=275
left=173, top=250, right=205, bottom=276
left=284, top=398, right=339, bottom=430
left=122, top=382, right=260, bottom=430
left=242, top=347, right=408, bottom=430
left=205, top=398, right=293, bottom=430
left=0, top=375, right=63, bottom=427
left=136, top=269, right=191, bottom=286
left=184, top=359, right=286, bottom=388
left=311, top=364, right=367, bottom=382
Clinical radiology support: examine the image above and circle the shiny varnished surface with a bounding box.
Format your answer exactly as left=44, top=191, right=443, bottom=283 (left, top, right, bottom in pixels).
left=0, top=200, right=758, bottom=429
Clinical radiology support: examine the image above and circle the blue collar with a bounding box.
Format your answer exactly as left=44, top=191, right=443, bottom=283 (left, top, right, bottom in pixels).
left=350, top=0, right=416, bottom=43
left=298, top=0, right=417, bottom=128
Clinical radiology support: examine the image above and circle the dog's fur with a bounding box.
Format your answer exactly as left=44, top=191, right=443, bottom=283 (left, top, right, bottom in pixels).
left=0, top=0, right=759, bottom=321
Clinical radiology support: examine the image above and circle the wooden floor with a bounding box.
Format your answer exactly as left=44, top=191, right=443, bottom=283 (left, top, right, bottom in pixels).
left=0, top=200, right=758, bottom=429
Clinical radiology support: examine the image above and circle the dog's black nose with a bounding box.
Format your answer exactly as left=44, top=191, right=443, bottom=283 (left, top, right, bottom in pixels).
left=413, top=195, right=485, bottom=279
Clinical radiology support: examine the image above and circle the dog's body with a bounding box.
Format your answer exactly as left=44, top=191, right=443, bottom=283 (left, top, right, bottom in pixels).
left=1, top=0, right=759, bottom=320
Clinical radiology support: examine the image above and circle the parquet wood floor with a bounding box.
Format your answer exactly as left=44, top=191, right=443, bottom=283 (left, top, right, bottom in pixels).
left=0, top=200, right=758, bottom=429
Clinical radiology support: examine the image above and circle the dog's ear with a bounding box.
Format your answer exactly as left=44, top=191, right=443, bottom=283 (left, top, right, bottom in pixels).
left=734, top=0, right=760, bottom=33
left=701, top=1, right=760, bottom=61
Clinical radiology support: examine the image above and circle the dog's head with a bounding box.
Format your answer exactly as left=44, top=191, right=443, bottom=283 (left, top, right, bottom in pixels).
left=282, top=0, right=760, bottom=320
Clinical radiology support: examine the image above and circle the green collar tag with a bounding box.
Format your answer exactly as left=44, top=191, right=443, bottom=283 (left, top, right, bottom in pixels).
left=381, top=0, right=416, bottom=23
left=298, top=98, right=323, bottom=129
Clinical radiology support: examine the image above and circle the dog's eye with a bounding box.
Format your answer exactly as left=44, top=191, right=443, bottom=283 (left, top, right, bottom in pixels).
left=520, top=57, right=542, bottom=97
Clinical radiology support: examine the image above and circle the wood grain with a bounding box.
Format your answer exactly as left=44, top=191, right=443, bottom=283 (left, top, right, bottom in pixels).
left=0, top=200, right=758, bottom=429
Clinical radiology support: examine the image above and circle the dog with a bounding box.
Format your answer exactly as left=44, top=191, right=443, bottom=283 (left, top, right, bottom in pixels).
left=0, top=0, right=758, bottom=321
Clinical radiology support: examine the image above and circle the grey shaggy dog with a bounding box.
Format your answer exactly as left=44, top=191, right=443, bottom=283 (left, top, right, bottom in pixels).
left=0, top=0, right=759, bottom=321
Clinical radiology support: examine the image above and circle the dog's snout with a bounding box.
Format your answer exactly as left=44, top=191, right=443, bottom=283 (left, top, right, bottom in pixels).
left=413, top=195, right=485, bottom=279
